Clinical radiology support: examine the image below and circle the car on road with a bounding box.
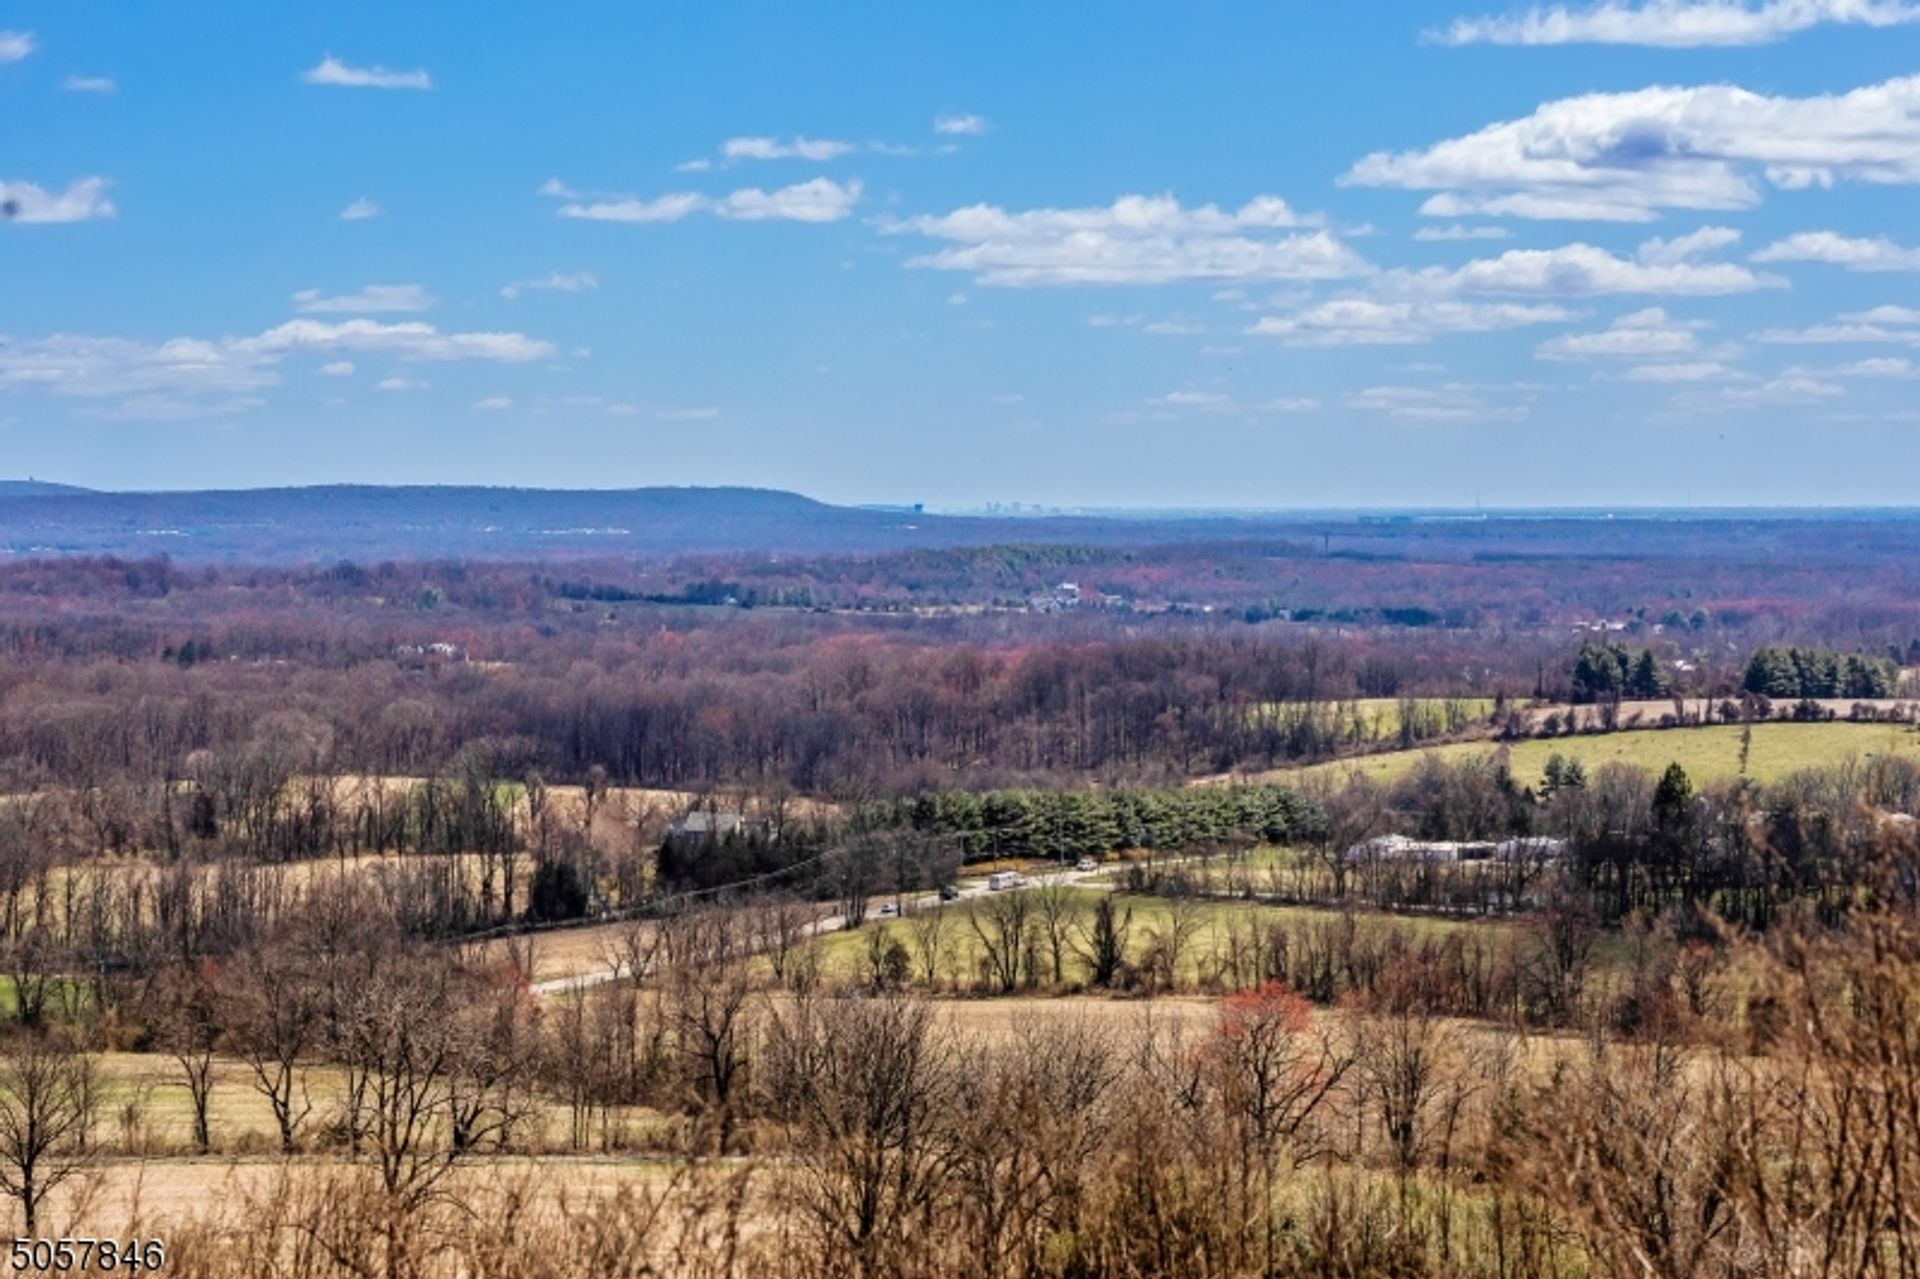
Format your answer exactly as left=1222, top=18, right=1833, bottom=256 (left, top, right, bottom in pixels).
left=938, top=885, right=960, bottom=901
left=1075, top=857, right=1099, bottom=872
left=987, top=871, right=1023, bottom=891
left=878, top=902, right=898, bottom=917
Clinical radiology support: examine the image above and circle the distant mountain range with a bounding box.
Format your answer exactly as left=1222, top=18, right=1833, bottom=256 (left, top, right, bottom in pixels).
left=3, top=482, right=1918, bottom=565
left=0, top=480, right=94, bottom=498
left=0, top=483, right=1250, bottom=563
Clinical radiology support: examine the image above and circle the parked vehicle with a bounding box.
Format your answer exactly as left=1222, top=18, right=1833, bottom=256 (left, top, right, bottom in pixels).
left=987, top=871, right=1022, bottom=892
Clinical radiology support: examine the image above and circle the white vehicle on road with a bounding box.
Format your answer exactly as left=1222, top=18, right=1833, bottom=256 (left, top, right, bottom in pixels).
left=986, top=871, right=1023, bottom=892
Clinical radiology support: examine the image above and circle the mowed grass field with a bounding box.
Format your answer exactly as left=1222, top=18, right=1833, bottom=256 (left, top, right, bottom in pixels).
left=802, top=887, right=1514, bottom=990
left=1272, top=720, right=1920, bottom=789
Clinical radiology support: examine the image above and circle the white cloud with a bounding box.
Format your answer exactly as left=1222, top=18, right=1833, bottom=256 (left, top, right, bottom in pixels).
left=1151, top=390, right=1234, bottom=410
left=1249, top=298, right=1575, bottom=346
left=301, top=56, right=431, bottom=90
left=659, top=407, right=720, bottom=421
left=1434, top=0, right=1920, bottom=47
left=293, top=284, right=435, bottom=314
left=1141, top=319, right=1207, bottom=335
left=1755, top=307, right=1920, bottom=345
left=1392, top=235, right=1777, bottom=296
left=339, top=197, right=380, bottom=221
left=715, top=177, right=862, bottom=222
left=887, top=193, right=1366, bottom=286
left=1842, top=305, right=1920, bottom=324
left=558, top=179, right=860, bottom=225
left=61, top=75, right=115, bottom=93
left=674, top=159, right=713, bottom=174
left=472, top=394, right=514, bottom=410
left=604, top=403, right=640, bottom=416
left=0, top=316, right=558, bottom=418
left=1345, top=383, right=1533, bottom=423
left=0, top=31, right=33, bottom=64
left=1829, top=356, right=1918, bottom=377
left=1265, top=397, right=1322, bottom=412
left=1621, top=360, right=1738, bottom=381
left=934, top=114, right=989, bottom=136
left=0, top=335, right=278, bottom=399
left=1753, top=230, right=1920, bottom=271
left=1669, top=371, right=1846, bottom=412
left=721, top=136, right=855, bottom=162
left=501, top=271, right=598, bottom=299
left=375, top=376, right=423, bottom=392
left=234, top=319, right=555, bottom=363
left=1536, top=306, right=1708, bottom=359
left=1346, top=72, right=1920, bottom=221
left=0, top=178, right=115, bottom=225
left=537, top=178, right=580, bottom=199
left=1414, top=224, right=1513, bottom=242
left=559, top=193, right=706, bottom=224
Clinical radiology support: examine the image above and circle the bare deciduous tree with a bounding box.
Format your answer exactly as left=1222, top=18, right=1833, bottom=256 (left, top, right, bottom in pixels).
left=0, top=1034, right=96, bottom=1233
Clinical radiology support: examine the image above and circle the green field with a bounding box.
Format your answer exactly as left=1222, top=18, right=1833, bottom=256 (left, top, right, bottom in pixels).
left=807, top=888, right=1505, bottom=990
left=1282, top=720, right=1920, bottom=789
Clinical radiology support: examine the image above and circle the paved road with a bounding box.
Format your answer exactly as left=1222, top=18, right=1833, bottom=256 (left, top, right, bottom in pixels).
left=527, top=862, right=1111, bottom=996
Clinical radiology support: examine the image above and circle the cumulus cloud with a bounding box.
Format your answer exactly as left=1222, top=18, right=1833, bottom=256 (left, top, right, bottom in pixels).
left=1668, top=371, right=1846, bottom=413
left=559, top=193, right=707, bottom=224
left=375, top=376, right=423, bottom=392
left=1756, top=306, right=1920, bottom=345
left=537, top=178, right=580, bottom=199
left=1413, top=224, right=1513, bottom=242
left=0, top=31, right=33, bottom=64
left=1753, top=230, right=1920, bottom=271
left=886, top=194, right=1366, bottom=286
left=1249, top=299, right=1576, bottom=346
left=472, top=394, right=514, bottom=409
left=1828, top=356, right=1919, bottom=377
left=558, top=179, right=861, bottom=225
left=1842, top=305, right=1920, bottom=324
left=0, top=315, right=556, bottom=422
left=61, top=75, right=115, bottom=93
left=1151, top=390, right=1235, bottom=410
left=293, top=284, right=435, bottom=314
left=1621, top=360, right=1740, bottom=381
left=501, top=271, right=598, bottom=299
left=301, top=56, right=431, bottom=90
left=1345, top=383, right=1534, bottom=423
left=1433, top=0, right=1920, bottom=47
left=934, top=114, right=989, bottom=135
left=1345, top=72, right=1920, bottom=221
left=721, top=136, right=856, bottom=162
left=0, top=178, right=115, bottom=225
left=1535, top=306, right=1709, bottom=359
left=1389, top=233, right=1778, bottom=296
left=233, top=319, right=553, bottom=362
left=714, top=178, right=863, bottom=222
left=339, top=197, right=380, bottom=221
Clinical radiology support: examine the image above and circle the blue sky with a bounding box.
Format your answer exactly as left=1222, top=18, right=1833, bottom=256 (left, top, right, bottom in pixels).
left=4, top=0, right=1920, bottom=507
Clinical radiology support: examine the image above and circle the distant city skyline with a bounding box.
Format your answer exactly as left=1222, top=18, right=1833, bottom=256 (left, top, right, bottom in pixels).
left=5, top=1, right=1920, bottom=507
